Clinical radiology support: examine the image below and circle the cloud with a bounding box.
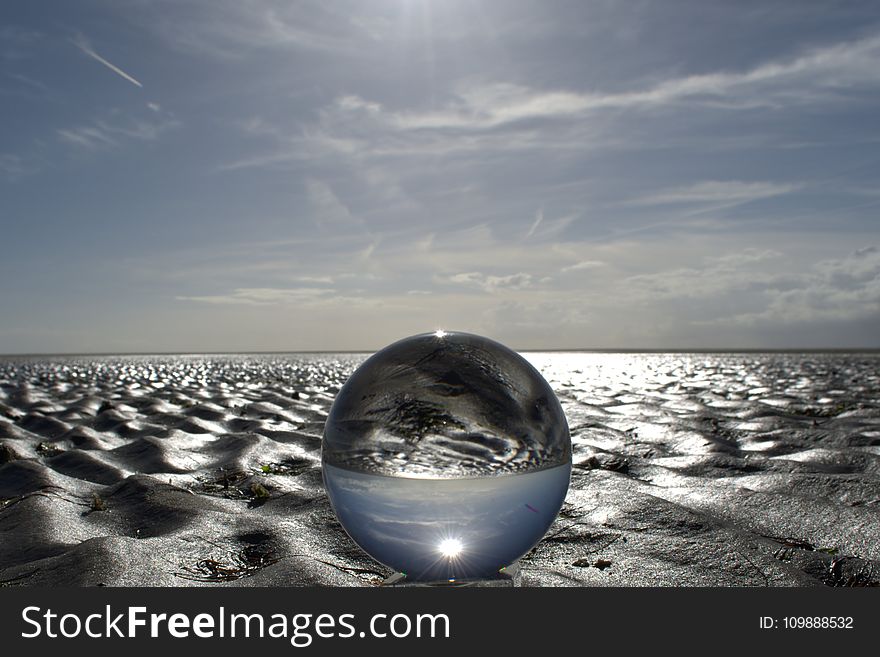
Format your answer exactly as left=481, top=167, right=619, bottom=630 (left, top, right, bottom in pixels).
left=390, top=83, right=597, bottom=130
left=525, top=209, right=543, bottom=239
left=305, top=178, right=356, bottom=227
left=1, top=25, right=43, bottom=62
left=0, top=153, right=32, bottom=180
left=176, top=287, right=333, bottom=306
left=138, top=1, right=377, bottom=59
left=336, top=94, right=382, bottom=114
left=293, top=275, right=334, bottom=284
left=72, top=33, right=143, bottom=88
left=220, top=28, right=880, bottom=180
left=786, top=246, right=880, bottom=320
left=638, top=246, right=880, bottom=328
left=437, top=271, right=534, bottom=293
left=322, top=31, right=880, bottom=135
left=517, top=209, right=579, bottom=242
left=621, top=248, right=784, bottom=301
left=625, top=181, right=800, bottom=207
left=562, top=260, right=605, bottom=272
left=5, top=72, right=50, bottom=96
left=587, top=31, right=880, bottom=111
left=57, top=126, right=116, bottom=149
left=57, top=115, right=178, bottom=150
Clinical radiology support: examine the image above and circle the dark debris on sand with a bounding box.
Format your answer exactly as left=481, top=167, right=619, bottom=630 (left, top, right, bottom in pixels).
left=175, top=540, right=282, bottom=582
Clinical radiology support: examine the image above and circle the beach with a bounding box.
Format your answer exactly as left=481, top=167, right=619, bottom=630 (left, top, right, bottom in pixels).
left=1, top=352, right=879, bottom=587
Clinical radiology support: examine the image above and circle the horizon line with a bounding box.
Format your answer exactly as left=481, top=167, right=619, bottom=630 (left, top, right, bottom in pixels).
left=2, top=347, right=880, bottom=358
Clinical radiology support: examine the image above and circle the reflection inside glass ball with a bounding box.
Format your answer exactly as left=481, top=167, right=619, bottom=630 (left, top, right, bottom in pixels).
left=438, top=538, right=463, bottom=558
left=321, top=331, right=572, bottom=581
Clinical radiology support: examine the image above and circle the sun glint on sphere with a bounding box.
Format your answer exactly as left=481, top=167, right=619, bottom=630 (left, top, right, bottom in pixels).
left=438, top=538, right=463, bottom=559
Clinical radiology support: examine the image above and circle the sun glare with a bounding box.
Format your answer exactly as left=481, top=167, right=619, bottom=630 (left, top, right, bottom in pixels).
left=438, top=538, right=463, bottom=558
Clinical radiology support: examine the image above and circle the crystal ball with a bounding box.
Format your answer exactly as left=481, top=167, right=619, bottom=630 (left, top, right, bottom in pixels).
left=322, top=331, right=571, bottom=581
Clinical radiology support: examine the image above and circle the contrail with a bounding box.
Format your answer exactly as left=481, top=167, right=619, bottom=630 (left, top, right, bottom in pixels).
left=73, top=34, right=143, bottom=88
left=526, top=209, right=543, bottom=238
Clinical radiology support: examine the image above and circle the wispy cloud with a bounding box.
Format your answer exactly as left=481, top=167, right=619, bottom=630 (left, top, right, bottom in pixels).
left=6, top=72, right=50, bottom=94
left=272, top=28, right=879, bottom=149
left=0, top=153, right=23, bottom=173
left=525, top=209, right=543, bottom=239
left=562, top=260, right=605, bottom=273
left=388, top=31, right=880, bottom=129
left=0, top=152, right=36, bottom=180
left=57, top=115, right=178, bottom=150
left=0, top=25, right=43, bottom=62
left=176, top=287, right=333, bottom=306
left=72, top=33, right=143, bottom=88
left=436, top=271, right=535, bottom=293
left=138, top=1, right=376, bottom=59
left=306, top=178, right=357, bottom=228
left=220, top=29, right=880, bottom=182
left=293, top=275, right=334, bottom=285
left=390, top=84, right=596, bottom=130
left=625, top=181, right=800, bottom=208
left=57, top=125, right=116, bottom=149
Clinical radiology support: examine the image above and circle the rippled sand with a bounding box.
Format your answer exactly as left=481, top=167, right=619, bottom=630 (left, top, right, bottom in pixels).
left=1, top=352, right=878, bottom=586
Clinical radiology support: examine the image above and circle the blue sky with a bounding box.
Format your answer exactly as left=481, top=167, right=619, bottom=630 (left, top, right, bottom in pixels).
left=2, top=0, right=879, bottom=352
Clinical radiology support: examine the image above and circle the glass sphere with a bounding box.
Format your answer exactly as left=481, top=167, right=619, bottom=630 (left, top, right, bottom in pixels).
left=321, top=331, right=571, bottom=582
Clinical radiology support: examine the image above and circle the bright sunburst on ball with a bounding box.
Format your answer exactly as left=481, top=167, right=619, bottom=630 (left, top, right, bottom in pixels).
left=438, top=538, right=463, bottom=558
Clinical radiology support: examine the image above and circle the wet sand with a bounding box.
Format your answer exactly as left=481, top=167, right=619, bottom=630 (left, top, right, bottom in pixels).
left=1, top=352, right=878, bottom=586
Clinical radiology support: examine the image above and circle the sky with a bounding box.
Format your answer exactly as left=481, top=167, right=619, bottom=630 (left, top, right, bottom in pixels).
left=1, top=0, right=879, bottom=353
